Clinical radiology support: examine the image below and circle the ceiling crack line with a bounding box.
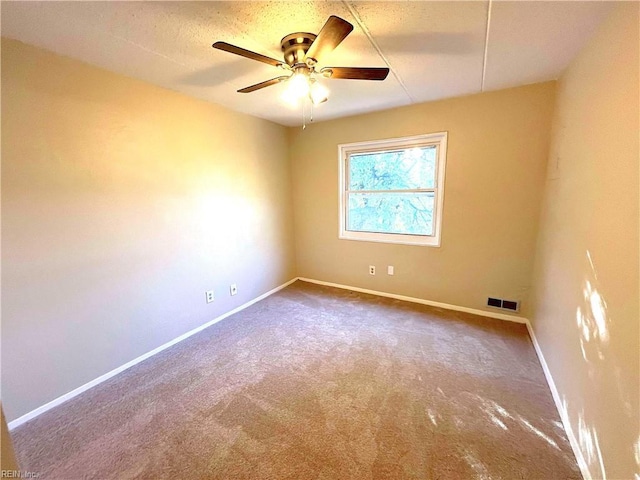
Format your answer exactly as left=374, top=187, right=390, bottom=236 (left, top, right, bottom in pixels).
left=342, top=1, right=415, bottom=104
left=106, top=31, right=193, bottom=69
left=481, top=0, right=493, bottom=92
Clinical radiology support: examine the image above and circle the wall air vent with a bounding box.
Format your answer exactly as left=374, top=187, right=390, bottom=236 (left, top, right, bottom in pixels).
left=487, top=297, right=520, bottom=312
left=487, top=297, right=502, bottom=308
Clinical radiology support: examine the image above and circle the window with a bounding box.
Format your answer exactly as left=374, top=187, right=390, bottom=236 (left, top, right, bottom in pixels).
left=338, top=132, right=447, bottom=246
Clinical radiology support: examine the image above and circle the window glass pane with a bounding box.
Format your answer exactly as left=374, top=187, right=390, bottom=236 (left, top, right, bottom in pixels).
left=349, top=146, right=436, bottom=191
left=347, top=192, right=434, bottom=236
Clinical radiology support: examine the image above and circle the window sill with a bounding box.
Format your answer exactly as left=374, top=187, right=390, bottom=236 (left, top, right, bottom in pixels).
left=339, top=230, right=441, bottom=247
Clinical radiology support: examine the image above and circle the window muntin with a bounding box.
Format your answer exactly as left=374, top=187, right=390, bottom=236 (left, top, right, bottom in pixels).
left=339, top=133, right=447, bottom=246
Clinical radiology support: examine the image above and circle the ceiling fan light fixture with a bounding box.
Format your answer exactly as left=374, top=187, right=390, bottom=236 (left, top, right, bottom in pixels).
left=309, top=79, right=329, bottom=105
left=280, top=75, right=304, bottom=107
left=286, top=72, right=311, bottom=99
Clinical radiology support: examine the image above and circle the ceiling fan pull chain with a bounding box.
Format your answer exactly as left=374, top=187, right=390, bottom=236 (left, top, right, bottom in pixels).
left=302, top=100, right=306, bottom=130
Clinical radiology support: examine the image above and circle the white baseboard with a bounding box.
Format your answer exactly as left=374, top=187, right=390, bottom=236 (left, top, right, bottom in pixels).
left=298, top=277, right=527, bottom=324
left=7, top=277, right=298, bottom=430
left=525, top=322, right=591, bottom=480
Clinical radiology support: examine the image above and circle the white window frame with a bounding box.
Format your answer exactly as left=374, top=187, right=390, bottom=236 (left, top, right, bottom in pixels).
left=338, top=132, right=448, bottom=247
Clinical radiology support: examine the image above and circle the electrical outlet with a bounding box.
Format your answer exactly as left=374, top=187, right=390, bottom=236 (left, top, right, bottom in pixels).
left=387, top=266, right=394, bottom=275
left=369, top=265, right=376, bottom=275
left=205, top=290, right=214, bottom=304
left=230, top=284, right=238, bottom=296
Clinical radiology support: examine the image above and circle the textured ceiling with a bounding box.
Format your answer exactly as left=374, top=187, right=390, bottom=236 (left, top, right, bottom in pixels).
left=1, top=1, right=613, bottom=126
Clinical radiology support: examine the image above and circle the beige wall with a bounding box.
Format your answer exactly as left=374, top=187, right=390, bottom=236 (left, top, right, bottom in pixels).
left=290, top=82, right=555, bottom=316
left=529, top=3, right=639, bottom=479
left=1, top=39, right=296, bottom=421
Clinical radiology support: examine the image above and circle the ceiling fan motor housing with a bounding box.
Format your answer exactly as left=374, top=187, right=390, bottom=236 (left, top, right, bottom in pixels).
left=281, top=33, right=317, bottom=67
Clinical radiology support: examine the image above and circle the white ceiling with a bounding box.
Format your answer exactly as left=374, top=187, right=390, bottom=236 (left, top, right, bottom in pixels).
left=1, top=1, right=613, bottom=126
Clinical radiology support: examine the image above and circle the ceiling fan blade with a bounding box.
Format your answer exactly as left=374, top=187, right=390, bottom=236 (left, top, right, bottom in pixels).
left=238, top=76, right=289, bottom=93
left=305, top=16, right=354, bottom=63
left=321, top=67, right=390, bottom=81
left=213, top=41, right=285, bottom=68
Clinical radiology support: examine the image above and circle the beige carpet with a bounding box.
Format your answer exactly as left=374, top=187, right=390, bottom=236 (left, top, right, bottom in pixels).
left=12, top=280, right=581, bottom=479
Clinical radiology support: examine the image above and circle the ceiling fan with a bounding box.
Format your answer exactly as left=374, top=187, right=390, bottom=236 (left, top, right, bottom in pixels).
left=212, top=15, right=389, bottom=105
